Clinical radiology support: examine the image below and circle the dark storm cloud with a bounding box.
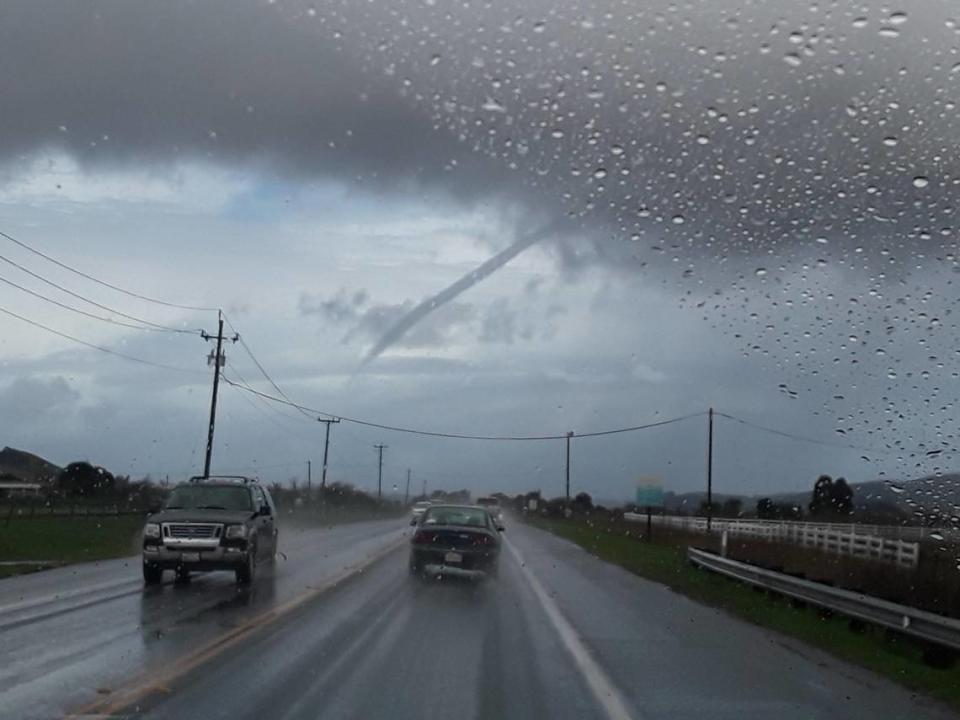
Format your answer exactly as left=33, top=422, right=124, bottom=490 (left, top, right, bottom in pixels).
left=0, top=0, right=508, bottom=200
left=7, top=0, right=957, bottom=265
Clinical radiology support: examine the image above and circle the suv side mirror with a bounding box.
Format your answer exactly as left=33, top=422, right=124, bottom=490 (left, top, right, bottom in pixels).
left=259, top=504, right=271, bottom=516
left=497, top=525, right=505, bottom=532
left=409, top=518, right=418, bottom=526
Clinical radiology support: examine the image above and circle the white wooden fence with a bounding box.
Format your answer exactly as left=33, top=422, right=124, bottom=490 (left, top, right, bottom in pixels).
left=624, top=514, right=921, bottom=568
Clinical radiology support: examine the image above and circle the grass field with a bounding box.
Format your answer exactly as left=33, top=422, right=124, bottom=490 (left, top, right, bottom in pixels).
left=529, top=515, right=960, bottom=712
left=0, top=514, right=146, bottom=571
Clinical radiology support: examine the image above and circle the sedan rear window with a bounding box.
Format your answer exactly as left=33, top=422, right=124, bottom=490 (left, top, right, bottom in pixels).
left=423, top=507, right=489, bottom=528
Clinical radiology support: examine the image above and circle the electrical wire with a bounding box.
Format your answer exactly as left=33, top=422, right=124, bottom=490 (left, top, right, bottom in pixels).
left=222, top=313, right=316, bottom=420
left=0, top=229, right=218, bottom=312
left=0, top=303, right=202, bottom=375
left=714, top=411, right=886, bottom=454
left=0, top=250, right=200, bottom=334
left=221, top=373, right=703, bottom=441
left=0, top=272, right=180, bottom=332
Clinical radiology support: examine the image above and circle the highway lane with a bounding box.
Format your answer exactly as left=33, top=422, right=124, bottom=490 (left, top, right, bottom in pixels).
left=0, top=518, right=407, bottom=720
left=64, top=520, right=956, bottom=720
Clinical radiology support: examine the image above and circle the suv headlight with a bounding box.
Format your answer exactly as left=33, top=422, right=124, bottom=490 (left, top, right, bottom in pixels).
left=225, top=524, right=248, bottom=539
left=144, top=522, right=160, bottom=538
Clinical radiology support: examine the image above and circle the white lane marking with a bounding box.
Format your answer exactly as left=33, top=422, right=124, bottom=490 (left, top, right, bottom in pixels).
left=506, top=539, right=637, bottom=720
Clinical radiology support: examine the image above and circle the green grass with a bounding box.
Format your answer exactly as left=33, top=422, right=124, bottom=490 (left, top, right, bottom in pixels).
left=530, top=516, right=960, bottom=711
left=0, top=515, right=145, bottom=574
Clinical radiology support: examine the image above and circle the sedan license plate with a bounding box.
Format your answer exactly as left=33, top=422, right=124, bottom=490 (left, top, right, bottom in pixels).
left=444, top=551, right=462, bottom=564
left=181, top=552, right=201, bottom=562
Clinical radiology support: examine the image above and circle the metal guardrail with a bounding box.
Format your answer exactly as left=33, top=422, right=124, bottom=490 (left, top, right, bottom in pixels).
left=688, top=547, right=960, bottom=651
left=628, top=514, right=921, bottom=568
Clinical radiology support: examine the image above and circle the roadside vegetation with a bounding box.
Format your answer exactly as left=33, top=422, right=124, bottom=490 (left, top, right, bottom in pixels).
left=527, top=513, right=960, bottom=712
left=0, top=514, right=146, bottom=577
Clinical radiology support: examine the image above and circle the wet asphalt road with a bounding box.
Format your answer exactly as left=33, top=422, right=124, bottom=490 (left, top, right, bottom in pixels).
left=0, top=519, right=956, bottom=720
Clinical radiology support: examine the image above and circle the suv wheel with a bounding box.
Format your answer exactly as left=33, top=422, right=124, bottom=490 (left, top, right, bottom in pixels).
left=236, top=547, right=256, bottom=585
left=143, top=563, right=162, bottom=585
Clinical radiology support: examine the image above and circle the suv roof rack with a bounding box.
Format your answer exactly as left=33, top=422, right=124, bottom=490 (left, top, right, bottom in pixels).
left=188, top=475, right=259, bottom=485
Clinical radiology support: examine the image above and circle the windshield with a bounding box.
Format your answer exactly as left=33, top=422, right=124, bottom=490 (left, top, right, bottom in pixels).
left=4, top=1, right=957, bottom=718
left=164, top=486, right=253, bottom=512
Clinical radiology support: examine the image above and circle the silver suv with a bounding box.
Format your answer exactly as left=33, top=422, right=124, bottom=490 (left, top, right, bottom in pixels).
left=141, top=476, right=278, bottom=585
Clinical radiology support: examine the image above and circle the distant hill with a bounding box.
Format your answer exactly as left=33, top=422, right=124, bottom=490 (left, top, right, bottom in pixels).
left=0, top=447, right=61, bottom=484
left=660, top=474, right=960, bottom=523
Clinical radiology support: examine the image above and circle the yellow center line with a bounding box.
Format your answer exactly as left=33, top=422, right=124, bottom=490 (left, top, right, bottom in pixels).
left=66, top=538, right=404, bottom=719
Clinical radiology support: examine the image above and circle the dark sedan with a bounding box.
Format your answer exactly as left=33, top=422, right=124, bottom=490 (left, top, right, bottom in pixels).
left=409, top=504, right=503, bottom=580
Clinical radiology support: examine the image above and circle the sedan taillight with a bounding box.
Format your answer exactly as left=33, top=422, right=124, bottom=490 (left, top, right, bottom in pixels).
left=413, top=531, right=435, bottom=544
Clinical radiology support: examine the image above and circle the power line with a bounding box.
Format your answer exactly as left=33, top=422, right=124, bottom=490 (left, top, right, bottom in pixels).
left=221, top=313, right=315, bottom=420
left=0, top=303, right=201, bottom=375
left=0, top=271, right=179, bottom=332
left=715, top=411, right=884, bottom=454
left=0, top=250, right=199, bottom=334
left=0, top=229, right=218, bottom=312
left=221, top=373, right=703, bottom=441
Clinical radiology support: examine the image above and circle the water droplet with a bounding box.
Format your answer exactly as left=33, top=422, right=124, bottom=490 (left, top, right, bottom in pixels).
left=593, top=168, right=608, bottom=180
left=671, top=215, right=686, bottom=225
left=852, top=17, right=868, bottom=28
left=610, top=145, right=625, bottom=156
left=783, top=53, right=802, bottom=67
left=952, top=62, right=960, bottom=74
left=696, top=135, right=710, bottom=145
left=481, top=98, right=507, bottom=113
left=930, top=531, right=945, bottom=541
left=430, top=54, right=441, bottom=66
left=755, top=268, right=768, bottom=277
left=551, top=129, right=565, bottom=139
left=913, top=176, right=930, bottom=188
left=888, top=12, right=908, bottom=25
left=878, top=26, right=900, bottom=37
left=883, top=137, right=899, bottom=147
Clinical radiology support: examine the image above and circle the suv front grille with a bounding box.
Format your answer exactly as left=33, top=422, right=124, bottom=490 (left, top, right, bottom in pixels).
left=164, top=523, right=222, bottom=540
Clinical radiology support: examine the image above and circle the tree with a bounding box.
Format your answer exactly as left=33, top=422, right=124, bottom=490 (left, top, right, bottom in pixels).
left=572, top=492, right=593, bottom=513
left=756, top=497, right=775, bottom=519
left=720, top=498, right=742, bottom=517
left=809, top=475, right=834, bottom=517
left=56, top=461, right=115, bottom=498
left=830, top=477, right=854, bottom=516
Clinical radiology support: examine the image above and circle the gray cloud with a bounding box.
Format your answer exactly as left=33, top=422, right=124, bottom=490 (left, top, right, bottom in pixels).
left=0, top=375, right=80, bottom=420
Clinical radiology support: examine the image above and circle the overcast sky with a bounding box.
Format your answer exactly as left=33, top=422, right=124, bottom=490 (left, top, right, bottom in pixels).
left=0, top=0, right=958, bottom=506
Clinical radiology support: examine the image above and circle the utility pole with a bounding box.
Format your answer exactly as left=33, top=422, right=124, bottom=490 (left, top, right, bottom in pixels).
left=422, top=478, right=427, bottom=498
left=307, top=460, right=312, bottom=491
left=404, top=468, right=411, bottom=505
left=706, top=407, right=714, bottom=532
left=201, top=311, right=238, bottom=479
left=317, top=418, right=341, bottom=489
left=565, top=431, right=574, bottom=504
left=373, top=444, right=387, bottom=499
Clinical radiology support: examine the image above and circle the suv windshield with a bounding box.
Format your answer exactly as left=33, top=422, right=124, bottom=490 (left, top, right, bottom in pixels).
left=164, top=485, right=253, bottom=512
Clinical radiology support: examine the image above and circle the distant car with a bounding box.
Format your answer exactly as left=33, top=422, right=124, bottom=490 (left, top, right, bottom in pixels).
left=141, top=476, right=278, bottom=586
left=410, top=499, right=433, bottom=523
left=476, top=496, right=504, bottom=525
left=409, top=504, right=503, bottom=580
